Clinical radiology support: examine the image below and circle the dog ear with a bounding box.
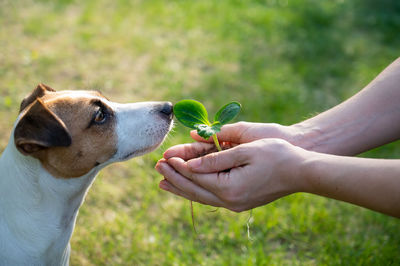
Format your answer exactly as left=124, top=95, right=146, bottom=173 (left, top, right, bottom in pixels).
left=14, top=98, right=72, bottom=156
left=19, top=83, right=56, bottom=113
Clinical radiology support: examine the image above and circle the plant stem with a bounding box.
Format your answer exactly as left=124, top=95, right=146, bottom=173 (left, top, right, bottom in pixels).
left=190, top=134, right=221, bottom=235
left=190, top=200, right=197, bottom=234
left=247, top=209, right=253, bottom=241
left=212, top=134, right=222, bottom=151
left=212, top=133, right=254, bottom=240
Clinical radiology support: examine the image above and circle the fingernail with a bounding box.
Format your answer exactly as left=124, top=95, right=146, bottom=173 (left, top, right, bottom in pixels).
left=188, top=158, right=201, bottom=169
left=155, top=162, right=166, bottom=173
left=159, top=180, right=169, bottom=191
left=163, top=152, right=171, bottom=159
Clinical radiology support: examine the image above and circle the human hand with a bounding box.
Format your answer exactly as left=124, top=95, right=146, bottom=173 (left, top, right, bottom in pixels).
left=155, top=138, right=308, bottom=212
left=188, top=121, right=312, bottom=150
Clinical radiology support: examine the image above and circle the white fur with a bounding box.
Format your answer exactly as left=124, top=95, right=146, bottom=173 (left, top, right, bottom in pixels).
left=0, top=98, right=172, bottom=266
left=110, top=101, right=173, bottom=161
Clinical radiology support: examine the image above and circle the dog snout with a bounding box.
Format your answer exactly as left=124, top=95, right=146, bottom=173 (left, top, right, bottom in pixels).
left=157, top=102, right=173, bottom=119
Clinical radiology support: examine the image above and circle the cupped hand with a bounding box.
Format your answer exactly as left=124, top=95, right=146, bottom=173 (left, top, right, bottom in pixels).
left=155, top=138, right=308, bottom=212
left=188, top=121, right=312, bottom=148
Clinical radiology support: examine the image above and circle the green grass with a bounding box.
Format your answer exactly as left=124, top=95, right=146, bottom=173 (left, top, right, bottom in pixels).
left=1, top=0, right=400, bottom=264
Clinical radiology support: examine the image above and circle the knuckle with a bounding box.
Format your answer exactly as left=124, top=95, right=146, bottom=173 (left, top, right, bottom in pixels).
left=233, top=145, right=248, bottom=161
left=234, top=145, right=247, bottom=154
left=273, top=138, right=289, bottom=146
left=235, top=121, right=248, bottom=130
left=257, top=138, right=289, bottom=152
left=215, top=171, right=230, bottom=192
left=183, top=144, right=194, bottom=158
left=268, top=122, right=285, bottom=134
left=195, top=142, right=214, bottom=156
left=204, top=152, right=219, bottom=170
left=235, top=121, right=251, bottom=142
left=270, top=138, right=290, bottom=152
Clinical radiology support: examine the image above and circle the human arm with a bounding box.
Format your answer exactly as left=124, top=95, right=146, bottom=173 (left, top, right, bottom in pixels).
left=155, top=57, right=400, bottom=217
left=155, top=139, right=400, bottom=218
left=293, top=57, right=400, bottom=155
left=190, top=57, right=400, bottom=156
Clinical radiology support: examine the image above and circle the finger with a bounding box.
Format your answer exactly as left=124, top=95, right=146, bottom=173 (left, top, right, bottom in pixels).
left=163, top=142, right=217, bottom=160
left=167, top=157, right=229, bottom=194
left=160, top=175, right=204, bottom=204
left=190, top=130, right=237, bottom=149
left=186, top=145, right=249, bottom=173
left=190, top=122, right=249, bottom=143
left=159, top=179, right=192, bottom=200
left=160, top=179, right=212, bottom=206
left=156, top=158, right=167, bottom=165
left=190, top=130, right=213, bottom=143
left=156, top=161, right=224, bottom=207
left=157, top=161, right=224, bottom=206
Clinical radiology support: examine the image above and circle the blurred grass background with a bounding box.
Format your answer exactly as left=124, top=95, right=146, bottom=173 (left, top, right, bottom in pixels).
left=1, top=0, right=400, bottom=264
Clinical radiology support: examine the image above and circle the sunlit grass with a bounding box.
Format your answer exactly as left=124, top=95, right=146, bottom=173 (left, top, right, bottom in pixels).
left=1, top=0, right=399, bottom=264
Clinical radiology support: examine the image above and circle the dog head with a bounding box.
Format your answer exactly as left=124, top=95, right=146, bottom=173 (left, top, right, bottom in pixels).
left=13, top=84, right=173, bottom=178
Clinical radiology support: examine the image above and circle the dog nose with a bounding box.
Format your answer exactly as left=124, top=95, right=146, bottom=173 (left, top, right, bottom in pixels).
left=158, top=102, right=173, bottom=118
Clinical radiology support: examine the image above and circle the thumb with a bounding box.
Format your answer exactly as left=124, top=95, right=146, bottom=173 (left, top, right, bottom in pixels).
left=187, top=145, right=249, bottom=173
left=190, top=122, right=249, bottom=144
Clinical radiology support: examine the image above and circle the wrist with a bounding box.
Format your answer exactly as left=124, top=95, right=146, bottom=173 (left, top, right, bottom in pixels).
left=277, top=144, right=318, bottom=194
left=288, top=123, right=324, bottom=152
left=297, top=150, right=328, bottom=194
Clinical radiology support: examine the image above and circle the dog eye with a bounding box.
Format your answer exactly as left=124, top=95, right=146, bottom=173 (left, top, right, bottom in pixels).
left=93, top=108, right=107, bottom=124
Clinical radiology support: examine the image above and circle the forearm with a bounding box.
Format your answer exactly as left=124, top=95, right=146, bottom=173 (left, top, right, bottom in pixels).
left=293, top=57, right=400, bottom=156
left=301, top=152, right=400, bottom=218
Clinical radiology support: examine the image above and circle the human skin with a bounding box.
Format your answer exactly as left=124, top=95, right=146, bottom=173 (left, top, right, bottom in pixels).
left=155, top=57, right=400, bottom=218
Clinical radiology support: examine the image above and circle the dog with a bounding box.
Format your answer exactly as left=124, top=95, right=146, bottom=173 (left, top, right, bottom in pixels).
left=0, top=84, right=173, bottom=265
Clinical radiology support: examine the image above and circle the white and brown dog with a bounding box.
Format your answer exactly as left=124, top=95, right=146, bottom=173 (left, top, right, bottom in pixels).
left=0, top=84, right=173, bottom=265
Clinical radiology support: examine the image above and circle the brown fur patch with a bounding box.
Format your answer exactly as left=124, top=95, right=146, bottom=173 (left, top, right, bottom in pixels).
left=16, top=88, right=117, bottom=178
left=14, top=99, right=72, bottom=154
left=19, top=83, right=55, bottom=113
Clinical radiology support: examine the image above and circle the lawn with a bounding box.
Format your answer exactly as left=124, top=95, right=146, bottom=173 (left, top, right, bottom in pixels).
left=1, top=0, right=400, bottom=264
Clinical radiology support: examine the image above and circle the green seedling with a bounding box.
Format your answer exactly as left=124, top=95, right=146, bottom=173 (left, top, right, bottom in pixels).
left=173, top=100, right=241, bottom=151
left=173, top=100, right=242, bottom=234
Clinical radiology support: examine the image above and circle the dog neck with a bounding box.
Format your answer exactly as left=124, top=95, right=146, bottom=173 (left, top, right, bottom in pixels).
left=0, top=133, right=98, bottom=265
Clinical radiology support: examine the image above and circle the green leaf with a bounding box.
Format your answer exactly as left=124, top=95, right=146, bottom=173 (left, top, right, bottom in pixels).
left=173, top=100, right=210, bottom=129
left=194, top=122, right=222, bottom=139
left=214, top=101, right=241, bottom=125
